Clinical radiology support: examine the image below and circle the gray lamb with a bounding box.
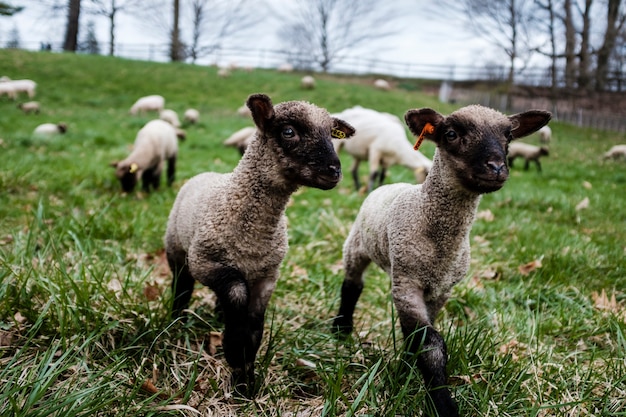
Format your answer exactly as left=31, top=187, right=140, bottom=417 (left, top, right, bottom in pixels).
left=332, top=104, right=551, bottom=416
left=165, top=93, right=355, bottom=394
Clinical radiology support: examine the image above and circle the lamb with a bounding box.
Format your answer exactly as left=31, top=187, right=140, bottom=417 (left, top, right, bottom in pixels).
left=183, top=108, right=200, bottom=124
left=603, top=144, right=626, bottom=160
left=18, top=101, right=40, bottom=114
left=164, top=93, right=354, bottom=394
left=332, top=106, right=433, bottom=192
left=508, top=142, right=549, bottom=172
left=300, top=75, right=315, bottom=89
left=332, top=104, right=551, bottom=416
left=4, top=79, right=37, bottom=98
left=33, top=122, right=67, bottom=136
left=537, top=125, right=552, bottom=144
left=110, top=119, right=178, bottom=193
left=0, top=82, right=16, bottom=100
left=223, top=126, right=256, bottom=155
left=159, top=109, right=181, bottom=128
left=373, top=78, right=391, bottom=91
left=129, top=95, right=165, bottom=115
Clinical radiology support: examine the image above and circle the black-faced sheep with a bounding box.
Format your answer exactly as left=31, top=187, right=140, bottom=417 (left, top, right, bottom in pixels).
left=603, top=144, right=626, bottom=160
left=110, top=119, right=178, bottom=193
left=223, top=126, right=256, bottom=155
left=332, top=104, right=551, bottom=416
left=332, top=106, right=433, bottom=192
left=129, top=95, right=165, bottom=115
left=508, top=142, right=549, bottom=172
left=18, top=101, right=40, bottom=114
left=164, top=93, right=355, bottom=394
left=33, top=122, right=67, bottom=136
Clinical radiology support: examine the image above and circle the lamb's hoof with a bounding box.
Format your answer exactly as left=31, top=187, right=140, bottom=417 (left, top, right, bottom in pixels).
left=331, top=316, right=353, bottom=338
left=230, top=368, right=257, bottom=398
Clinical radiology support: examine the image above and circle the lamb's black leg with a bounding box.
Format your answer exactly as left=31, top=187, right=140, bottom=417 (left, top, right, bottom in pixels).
left=166, top=156, right=176, bottom=186
left=523, top=159, right=530, bottom=171
left=208, top=266, right=257, bottom=395
left=402, top=325, right=459, bottom=417
left=536, top=160, right=542, bottom=172
left=377, top=167, right=387, bottom=188
left=332, top=253, right=370, bottom=336
left=168, top=255, right=195, bottom=318
left=351, top=160, right=361, bottom=191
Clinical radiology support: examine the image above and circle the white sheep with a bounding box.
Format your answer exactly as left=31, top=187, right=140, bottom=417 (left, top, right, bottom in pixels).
left=223, top=126, right=256, bottom=155
left=0, top=82, right=16, bottom=100
left=537, top=125, right=552, bottom=144
left=603, top=144, right=626, bottom=160
left=508, top=142, right=550, bottom=172
left=129, top=95, right=165, bottom=115
left=217, top=67, right=231, bottom=78
left=159, top=109, right=181, bottom=128
left=18, top=101, right=40, bottom=114
left=237, top=102, right=252, bottom=118
left=332, top=104, right=551, bottom=416
left=300, top=75, right=315, bottom=89
left=165, top=93, right=354, bottom=394
left=277, top=63, right=294, bottom=72
left=110, top=119, right=178, bottom=193
left=183, top=108, right=200, bottom=124
left=332, top=106, right=433, bottom=192
left=373, top=78, right=391, bottom=91
left=33, top=122, right=67, bottom=136
left=5, top=79, right=37, bottom=98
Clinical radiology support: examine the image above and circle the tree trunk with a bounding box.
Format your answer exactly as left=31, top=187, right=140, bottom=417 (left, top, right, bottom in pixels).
left=108, top=0, right=116, bottom=56
left=577, top=0, right=593, bottom=91
left=170, top=0, right=182, bottom=61
left=563, top=0, right=576, bottom=89
left=595, top=0, right=622, bottom=91
left=63, top=0, right=81, bottom=52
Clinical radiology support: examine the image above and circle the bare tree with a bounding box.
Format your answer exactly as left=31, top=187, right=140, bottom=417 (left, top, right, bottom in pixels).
left=0, top=2, right=23, bottom=16
left=186, top=0, right=260, bottom=64
left=63, top=0, right=81, bottom=51
left=277, top=0, right=399, bottom=72
left=595, top=0, right=626, bottom=91
left=86, top=0, right=142, bottom=56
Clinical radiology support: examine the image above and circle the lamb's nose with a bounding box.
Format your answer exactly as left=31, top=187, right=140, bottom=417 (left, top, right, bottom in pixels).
left=487, top=160, right=506, bottom=175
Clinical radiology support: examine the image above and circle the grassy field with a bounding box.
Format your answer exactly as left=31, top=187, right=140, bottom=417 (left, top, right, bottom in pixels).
left=0, top=49, right=625, bottom=416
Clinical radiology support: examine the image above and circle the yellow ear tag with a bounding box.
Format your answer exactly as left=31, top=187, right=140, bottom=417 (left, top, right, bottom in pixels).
left=331, top=128, right=346, bottom=139
left=129, top=163, right=139, bottom=173
left=413, top=122, right=434, bottom=151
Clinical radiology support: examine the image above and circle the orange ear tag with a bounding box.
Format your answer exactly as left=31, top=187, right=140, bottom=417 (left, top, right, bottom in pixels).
left=413, top=122, right=434, bottom=151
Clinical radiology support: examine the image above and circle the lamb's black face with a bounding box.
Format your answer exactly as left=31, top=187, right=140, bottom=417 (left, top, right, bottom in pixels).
left=438, top=118, right=512, bottom=194
left=273, top=121, right=343, bottom=190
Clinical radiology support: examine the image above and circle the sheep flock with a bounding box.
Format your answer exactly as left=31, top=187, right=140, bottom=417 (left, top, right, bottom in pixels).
left=2, top=58, right=623, bottom=415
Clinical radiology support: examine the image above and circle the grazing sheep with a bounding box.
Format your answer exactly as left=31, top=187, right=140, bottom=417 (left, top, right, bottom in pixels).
left=183, top=108, right=200, bottom=124
left=603, top=144, right=626, bottom=160
left=110, top=119, right=178, bottom=193
left=300, top=75, right=315, bottom=89
left=332, top=104, right=551, bottom=416
left=5, top=79, right=37, bottom=98
left=277, top=63, right=294, bottom=72
left=159, top=109, right=182, bottom=128
left=223, top=126, right=256, bottom=155
left=0, top=82, right=16, bottom=100
left=373, top=78, right=391, bottom=91
left=129, top=95, right=165, bottom=115
left=237, top=102, right=252, bottom=118
left=18, top=101, right=40, bottom=114
left=165, top=93, right=355, bottom=394
left=33, top=122, right=67, bottom=136
left=537, top=125, right=552, bottom=144
left=217, top=67, right=231, bottom=78
left=332, top=106, right=433, bottom=192
left=508, top=142, right=549, bottom=172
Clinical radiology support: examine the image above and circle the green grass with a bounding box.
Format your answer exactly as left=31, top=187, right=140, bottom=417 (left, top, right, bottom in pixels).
left=1, top=49, right=625, bottom=416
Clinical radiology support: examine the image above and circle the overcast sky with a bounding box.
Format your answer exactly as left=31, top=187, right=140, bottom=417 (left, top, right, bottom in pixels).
left=1, top=1, right=518, bottom=75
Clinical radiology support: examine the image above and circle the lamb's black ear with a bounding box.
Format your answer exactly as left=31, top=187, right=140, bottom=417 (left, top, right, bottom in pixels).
left=509, top=110, right=551, bottom=139
left=331, top=118, right=355, bottom=139
left=247, top=94, right=275, bottom=132
left=404, top=108, right=444, bottom=140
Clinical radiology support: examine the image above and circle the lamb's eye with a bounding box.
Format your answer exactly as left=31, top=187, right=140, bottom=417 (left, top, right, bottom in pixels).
left=445, top=130, right=458, bottom=141
left=282, top=126, right=296, bottom=139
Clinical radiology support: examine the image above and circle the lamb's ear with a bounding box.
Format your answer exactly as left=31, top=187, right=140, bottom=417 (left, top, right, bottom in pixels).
left=247, top=93, right=275, bottom=132
left=331, top=118, right=355, bottom=139
left=404, top=108, right=444, bottom=141
left=509, top=110, right=551, bottom=139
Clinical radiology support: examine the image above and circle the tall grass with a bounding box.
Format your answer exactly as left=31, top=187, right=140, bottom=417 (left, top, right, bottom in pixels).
left=1, top=49, right=625, bottom=416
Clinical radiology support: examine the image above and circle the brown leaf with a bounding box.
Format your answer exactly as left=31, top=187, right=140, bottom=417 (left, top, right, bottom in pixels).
left=143, top=283, right=160, bottom=301
left=476, top=209, right=494, bottom=222
left=591, top=289, right=618, bottom=312
left=208, top=331, right=222, bottom=355
left=518, top=259, right=542, bottom=276
left=575, top=197, right=590, bottom=211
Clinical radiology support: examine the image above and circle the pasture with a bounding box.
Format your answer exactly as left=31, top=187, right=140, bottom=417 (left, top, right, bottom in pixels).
left=0, top=49, right=625, bottom=416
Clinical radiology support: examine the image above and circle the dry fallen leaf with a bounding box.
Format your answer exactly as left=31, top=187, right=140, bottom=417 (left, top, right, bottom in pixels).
left=476, top=209, right=495, bottom=222
left=582, top=181, right=592, bottom=189
left=518, top=259, right=542, bottom=276
left=576, top=197, right=590, bottom=211
left=591, top=289, right=618, bottom=311
left=207, top=331, right=222, bottom=355
left=143, top=283, right=160, bottom=301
